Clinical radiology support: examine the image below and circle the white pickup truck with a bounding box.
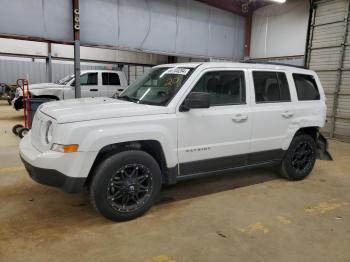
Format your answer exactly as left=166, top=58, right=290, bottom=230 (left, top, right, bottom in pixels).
left=19, top=62, right=332, bottom=221
left=12, top=70, right=127, bottom=109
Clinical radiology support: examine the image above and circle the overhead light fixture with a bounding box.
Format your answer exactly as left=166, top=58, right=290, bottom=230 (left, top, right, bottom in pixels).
left=270, top=0, right=286, bottom=3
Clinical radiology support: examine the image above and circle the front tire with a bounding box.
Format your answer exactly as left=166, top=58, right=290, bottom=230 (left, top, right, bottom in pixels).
left=280, top=134, right=317, bottom=180
left=89, top=150, right=162, bottom=221
left=18, top=127, right=30, bottom=138
left=12, top=124, right=23, bottom=135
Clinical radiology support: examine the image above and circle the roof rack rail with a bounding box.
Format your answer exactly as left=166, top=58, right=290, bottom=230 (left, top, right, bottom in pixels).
left=241, top=60, right=306, bottom=69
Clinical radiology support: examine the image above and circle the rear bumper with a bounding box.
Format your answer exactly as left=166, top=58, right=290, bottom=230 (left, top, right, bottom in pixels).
left=316, top=133, right=333, bottom=161
left=21, top=156, right=85, bottom=193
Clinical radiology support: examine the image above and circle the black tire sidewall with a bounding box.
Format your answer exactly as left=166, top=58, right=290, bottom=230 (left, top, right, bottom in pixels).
left=18, top=128, right=29, bottom=138
left=282, top=134, right=317, bottom=180
left=90, top=150, right=162, bottom=221
left=12, top=124, right=23, bottom=135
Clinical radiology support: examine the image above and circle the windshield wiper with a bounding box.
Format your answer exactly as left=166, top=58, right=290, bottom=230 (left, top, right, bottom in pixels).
left=117, top=95, right=140, bottom=103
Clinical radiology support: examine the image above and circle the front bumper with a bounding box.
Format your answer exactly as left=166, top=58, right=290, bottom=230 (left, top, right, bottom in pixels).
left=19, top=132, right=96, bottom=193
left=21, top=156, right=85, bottom=193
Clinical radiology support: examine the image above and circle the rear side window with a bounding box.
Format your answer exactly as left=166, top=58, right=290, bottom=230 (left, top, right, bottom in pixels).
left=293, top=74, right=320, bottom=101
left=253, top=71, right=291, bottom=103
left=192, top=71, right=246, bottom=106
left=102, top=73, right=120, bottom=85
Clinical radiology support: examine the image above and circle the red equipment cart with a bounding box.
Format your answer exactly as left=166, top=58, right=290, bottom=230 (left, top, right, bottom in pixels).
left=12, top=79, right=31, bottom=138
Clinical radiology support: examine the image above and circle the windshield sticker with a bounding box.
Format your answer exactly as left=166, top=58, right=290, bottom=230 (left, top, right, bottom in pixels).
left=165, top=68, right=190, bottom=75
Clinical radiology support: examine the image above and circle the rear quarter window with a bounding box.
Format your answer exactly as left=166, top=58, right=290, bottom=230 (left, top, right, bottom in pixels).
left=293, top=73, right=320, bottom=101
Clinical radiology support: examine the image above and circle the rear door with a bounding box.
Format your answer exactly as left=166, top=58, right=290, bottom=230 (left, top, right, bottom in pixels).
left=249, top=70, right=295, bottom=163
left=101, top=72, right=123, bottom=97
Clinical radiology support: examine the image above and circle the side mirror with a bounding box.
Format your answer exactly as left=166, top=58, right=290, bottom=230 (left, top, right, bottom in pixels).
left=180, top=92, right=210, bottom=112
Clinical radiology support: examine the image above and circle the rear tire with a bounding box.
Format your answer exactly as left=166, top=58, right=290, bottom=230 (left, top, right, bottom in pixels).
left=280, top=133, right=317, bottom=180
left=89, top=150, right=162, bottom=221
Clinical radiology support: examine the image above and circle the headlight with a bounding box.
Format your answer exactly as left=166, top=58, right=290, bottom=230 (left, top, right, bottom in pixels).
left=46, top=121, right=53, bottom=144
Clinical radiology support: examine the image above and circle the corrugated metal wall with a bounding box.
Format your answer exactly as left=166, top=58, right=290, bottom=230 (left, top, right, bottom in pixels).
left=0, top=57, right=48, bottom=84
left=0, top=56, right=123, bottom=84
left=0, top=56, right=155, bottom=85
left=307, top=0, right=350, bottom=140
left=127, top=66, right=152, bottom=84
left=0, top=0, right=245, bottom=60
left=250, top=0, right=309, bottom=60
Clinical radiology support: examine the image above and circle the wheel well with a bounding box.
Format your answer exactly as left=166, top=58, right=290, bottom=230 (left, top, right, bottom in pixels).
left=86, top=140, right=168, bottom=186
left=295, top=127, right=319, bottom=140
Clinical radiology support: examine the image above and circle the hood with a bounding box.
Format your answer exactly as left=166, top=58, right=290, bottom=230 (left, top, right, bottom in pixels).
left=39, top=97, right=169, bottom=124
left=29, top=83, right=64, bottom=90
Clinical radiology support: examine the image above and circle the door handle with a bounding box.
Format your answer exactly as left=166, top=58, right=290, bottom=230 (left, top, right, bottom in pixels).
left=232, top=114, right=248, bottom=123
left=281, top=111, right=294, bottom=119
left=90, top=89, right=98, bottom=91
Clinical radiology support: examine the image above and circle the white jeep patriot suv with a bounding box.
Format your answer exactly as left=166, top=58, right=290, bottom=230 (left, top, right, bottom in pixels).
left=19, top=62, right=332, bottom=221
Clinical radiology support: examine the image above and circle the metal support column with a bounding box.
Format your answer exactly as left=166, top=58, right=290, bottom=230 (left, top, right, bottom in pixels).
left=73, top=0, right=81, bottom=98
left=244, top=11, right=252, bottom=58
left=330, top=0, right=350, bottom=137
left=46, top=42, right=53, bottom=83
left=305, top=0, right=316, bottom=68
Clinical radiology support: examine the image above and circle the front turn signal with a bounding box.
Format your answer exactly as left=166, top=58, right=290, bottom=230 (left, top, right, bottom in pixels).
left=51, top=144, right=79, bottom=153
left=63, top=144, right=79, bottom=153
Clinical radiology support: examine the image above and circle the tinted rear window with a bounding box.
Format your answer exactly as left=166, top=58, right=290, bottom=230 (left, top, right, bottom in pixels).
left=102, top=73, right=120, bottom=85
left=293, top=74, right=320, bottom=101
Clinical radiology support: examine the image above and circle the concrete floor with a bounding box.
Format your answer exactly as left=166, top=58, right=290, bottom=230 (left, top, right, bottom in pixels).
left=0, top=100, right=349, bottom=262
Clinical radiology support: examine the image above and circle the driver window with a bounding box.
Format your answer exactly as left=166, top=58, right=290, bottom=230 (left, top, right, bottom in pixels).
left=71, top=73, right=98, bottom=86
left=80, top=73, right=98, bottom=86
left=192, top=71, right=246, bottom=106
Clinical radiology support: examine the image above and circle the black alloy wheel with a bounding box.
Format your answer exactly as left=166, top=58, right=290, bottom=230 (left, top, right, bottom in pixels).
left=106, top=164, right=153, bottom=213
left=280, top=134, right=316, bottom=180
left=90, top=150, right=162, bottom=221
left=291, top=141, right=314, bottom=173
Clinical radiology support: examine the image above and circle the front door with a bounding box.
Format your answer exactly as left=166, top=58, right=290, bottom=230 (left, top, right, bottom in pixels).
left=177, top=69, right=252, bottom=176
left=80, top=72, right=100, bottom=98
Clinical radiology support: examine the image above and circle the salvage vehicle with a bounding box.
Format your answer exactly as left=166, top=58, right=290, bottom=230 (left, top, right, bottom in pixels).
left=19, top=62, right=332, bottom=221
left=12, top=70, right=127, bottom=110
left=0, top=83, right=16, bottom=105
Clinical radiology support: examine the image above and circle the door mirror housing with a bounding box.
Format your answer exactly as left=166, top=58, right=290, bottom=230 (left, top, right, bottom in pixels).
left=180, top=92, right=210, bottom=112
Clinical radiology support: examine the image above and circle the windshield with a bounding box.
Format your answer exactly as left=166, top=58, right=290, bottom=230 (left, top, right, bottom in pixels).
left=118, top=67, right=194, bottom=106
left=56, top=74, right=74, bottom=85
